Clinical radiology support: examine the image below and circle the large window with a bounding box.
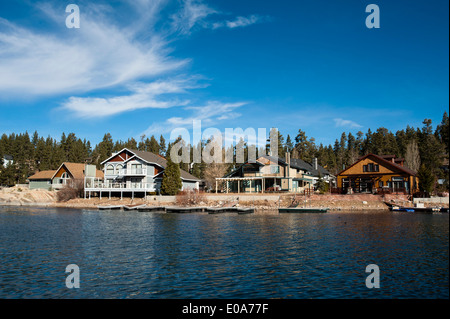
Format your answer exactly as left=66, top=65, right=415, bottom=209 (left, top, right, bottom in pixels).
left=131, top=164, right=142, bottom=174
left=106, top=165, right=114, bottom=175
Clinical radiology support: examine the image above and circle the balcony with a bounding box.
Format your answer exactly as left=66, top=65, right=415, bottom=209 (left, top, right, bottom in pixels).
left=105, top=168, right=147, bottom=176
left=85, top=178, right=155, bottom=191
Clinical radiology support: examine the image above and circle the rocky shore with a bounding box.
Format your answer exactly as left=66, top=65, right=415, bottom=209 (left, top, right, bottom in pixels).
left=1, top=186, right=448, bottom=212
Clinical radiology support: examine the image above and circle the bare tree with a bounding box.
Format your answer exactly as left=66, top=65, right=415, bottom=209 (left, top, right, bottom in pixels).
left=405, top=140, right=421, bottom=172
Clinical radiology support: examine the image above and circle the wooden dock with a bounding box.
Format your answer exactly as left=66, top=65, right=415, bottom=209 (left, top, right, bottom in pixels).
left=278, top=207, right=328, bottom=213
left=206, top=207, right=254, bottom=214
left=123, top=204, right=147, bottom=211
left=165, top=206, right=207, bottom=213
left=136, top=206, right=166, bottom=212
left=98, top=205, right=124, bottom=210
left=96, top=205, right=257, bottom=214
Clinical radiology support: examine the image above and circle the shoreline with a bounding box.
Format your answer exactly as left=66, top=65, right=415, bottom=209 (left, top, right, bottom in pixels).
left=1, top=187, right=448, bottom=212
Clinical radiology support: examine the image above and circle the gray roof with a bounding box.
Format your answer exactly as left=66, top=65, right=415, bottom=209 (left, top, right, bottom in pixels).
left=290, top=158, right=331, bottom=177
left=225, top=154, right=331, bottom=178
left=3, top=155, right=13, bottom=160
left=128, top=149, right=201, bottom=181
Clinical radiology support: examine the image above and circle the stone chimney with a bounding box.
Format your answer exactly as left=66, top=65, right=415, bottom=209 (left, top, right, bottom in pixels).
left=313, top=157, right=318, bottom=170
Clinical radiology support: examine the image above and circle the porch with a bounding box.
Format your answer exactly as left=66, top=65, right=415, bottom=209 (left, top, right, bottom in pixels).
left=215, top=176, right=313, bottom=194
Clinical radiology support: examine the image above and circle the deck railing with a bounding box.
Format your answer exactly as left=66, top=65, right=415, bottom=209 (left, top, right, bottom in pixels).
left=330, top=187, right=409, bottom=195
left=84, top=178, right=154, bottom=191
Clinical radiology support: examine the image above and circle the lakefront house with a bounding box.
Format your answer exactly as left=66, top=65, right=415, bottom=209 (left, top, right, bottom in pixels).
left=84, top=148, right=200, bottom=198
left=335, top=154, right=419, bottom=195
left=28, top=162, right=103, bottom=190
left=215, top=152, right=333, bottom=193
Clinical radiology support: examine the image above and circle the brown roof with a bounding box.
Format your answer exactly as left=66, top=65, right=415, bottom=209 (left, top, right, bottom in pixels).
left=338, top=153, right=417, bottom=176
left=28, top=170, right=56, bottom=180
left=54, top=163, right=104, bottom=180
left=127, top=149, right=201, bottom=181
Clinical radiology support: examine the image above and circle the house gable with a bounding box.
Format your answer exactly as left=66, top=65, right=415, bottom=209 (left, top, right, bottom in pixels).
left=338, top=154, right=415, bottom=177
left=53, top=165, right=73, bottom=179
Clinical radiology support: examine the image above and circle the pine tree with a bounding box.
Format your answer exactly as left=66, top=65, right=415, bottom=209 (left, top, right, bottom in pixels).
left=159, top=135, right=167, bottom=157
left=148, top=135, right=160, bottom=154
left=161, top=157, right=182, bottom=195
left=417, top=164, right=435, bottom=196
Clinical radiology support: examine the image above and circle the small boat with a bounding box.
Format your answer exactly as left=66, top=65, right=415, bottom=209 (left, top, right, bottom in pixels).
left=98, top=205, right=123, bottom=210
left=391, top=206, right=415, bottom=212
left=279, top=207, right=328, bottom=213
left=123, top=204, right=147, bottom=211
left=390, top=206, right=441, bottom=213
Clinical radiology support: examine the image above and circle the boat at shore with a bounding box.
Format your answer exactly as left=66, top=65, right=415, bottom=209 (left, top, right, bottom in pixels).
left=390, top=206, right=443, bottom=213
left=278, top=207, right=328, bottom=213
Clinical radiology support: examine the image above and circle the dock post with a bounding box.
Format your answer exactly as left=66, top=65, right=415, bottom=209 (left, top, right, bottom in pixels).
left=109, top=191, right=111, bottom=200
left=216, top=180, right=218, bottom=193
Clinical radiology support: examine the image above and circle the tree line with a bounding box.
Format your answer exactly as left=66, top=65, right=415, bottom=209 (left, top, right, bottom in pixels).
left=1, top=112, right=448, bottom=193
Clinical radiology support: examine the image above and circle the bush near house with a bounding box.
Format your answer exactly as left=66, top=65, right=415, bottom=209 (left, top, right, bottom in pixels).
left=175, top=190, right=206, bottom=206
left=56, top=179, right=84, bottom=202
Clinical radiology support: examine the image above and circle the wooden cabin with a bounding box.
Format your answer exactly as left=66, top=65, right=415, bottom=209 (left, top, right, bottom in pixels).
left=335, top=154, right=419, bottom=195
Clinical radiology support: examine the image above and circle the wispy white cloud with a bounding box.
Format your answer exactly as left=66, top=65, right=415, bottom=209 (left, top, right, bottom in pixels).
left=0, top=4, right=186, bottom=97
left=212, top=15, right=266, bottom=29
left=60, top=78, right=199, bottom=118
left=171, top=0, right=217, bottom=34
left=334, top=118, right=363, bottom=129
left=0, top=0, right=265, bottom=126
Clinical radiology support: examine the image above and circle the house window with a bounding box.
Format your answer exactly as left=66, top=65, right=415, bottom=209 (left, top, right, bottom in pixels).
left=375, top=164, right=379, bottom=172
left=131, top=164, right=142, bottom=174
left=379, top=181, right=384, bottom=187
left=363, top=165, right=367, bottom=172
left=60, top=172, right=70, bottom=184
left=270, top=165, right=280, bottom=174
left=368, top=163, right=374, bottom=172
left=106, top=165, right=114, bottom=175
left=115, top=164, right=123, bottom=175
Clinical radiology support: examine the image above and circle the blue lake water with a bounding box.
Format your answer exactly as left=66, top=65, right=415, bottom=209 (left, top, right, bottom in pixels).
left=0, top=206, right=448, bottom=299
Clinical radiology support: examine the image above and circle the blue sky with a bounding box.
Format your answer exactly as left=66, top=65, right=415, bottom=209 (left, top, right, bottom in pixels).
left=0, top=0, right=448, bottom=147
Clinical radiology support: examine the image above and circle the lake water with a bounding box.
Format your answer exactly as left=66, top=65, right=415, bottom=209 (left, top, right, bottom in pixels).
left=0, top=206, right=448, bottom=299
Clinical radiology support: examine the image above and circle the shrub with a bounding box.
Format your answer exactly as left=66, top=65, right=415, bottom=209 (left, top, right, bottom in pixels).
left=175, top=189, right=206, bottom=206
left=57, top=179, right=84, bottom=202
